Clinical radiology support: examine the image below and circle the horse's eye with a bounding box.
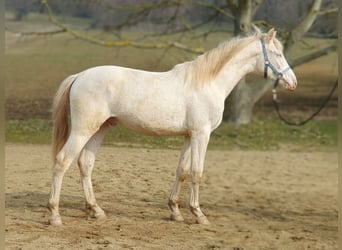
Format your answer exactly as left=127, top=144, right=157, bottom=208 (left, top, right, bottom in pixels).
left=272, top=51, right=282, bottom=57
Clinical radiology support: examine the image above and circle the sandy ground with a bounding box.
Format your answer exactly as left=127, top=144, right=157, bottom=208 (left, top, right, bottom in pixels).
left=5, top=144, right=337, bottom=249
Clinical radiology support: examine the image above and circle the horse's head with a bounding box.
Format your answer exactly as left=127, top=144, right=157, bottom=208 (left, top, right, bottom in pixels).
left=254, top=27, right=297, bottom=91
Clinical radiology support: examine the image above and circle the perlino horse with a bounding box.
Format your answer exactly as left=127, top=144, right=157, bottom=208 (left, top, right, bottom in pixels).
left=47, top=28, right=297, bottom=226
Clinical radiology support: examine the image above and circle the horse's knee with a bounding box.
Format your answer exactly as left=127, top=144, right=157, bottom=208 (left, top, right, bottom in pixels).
left=55, top=150, right=65, bottom=165
left=53, top=154, right=68, bottom=175
left=47, top=200, right=57, bottom=210
left=77, top=151, right=95, bottom=176
left=190, top=171, right=202, bottom=184
left=77, top=151, right=88, bottom=168
left=179, top=170, right=189, bottom=182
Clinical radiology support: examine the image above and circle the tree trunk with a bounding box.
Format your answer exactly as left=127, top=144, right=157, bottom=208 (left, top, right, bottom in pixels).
left=226, top=0, right=253, bottom=125
left=227, top=0, right=323, bottom=126
left=228, top=79, right=253, bottom=125
left=284, top=0, right=322, bottom=56
left=231, top=0, right=252, bottom=35
left=228, top=77, right=274, bottom=125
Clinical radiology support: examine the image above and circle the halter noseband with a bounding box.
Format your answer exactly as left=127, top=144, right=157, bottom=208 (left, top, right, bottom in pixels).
left=260, top=38, right=291, bottom=88
left=260, top=38, right=291, bottom=102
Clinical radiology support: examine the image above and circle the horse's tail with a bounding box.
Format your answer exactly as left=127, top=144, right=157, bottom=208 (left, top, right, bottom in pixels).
left=52, top=74, right=78, bottom=160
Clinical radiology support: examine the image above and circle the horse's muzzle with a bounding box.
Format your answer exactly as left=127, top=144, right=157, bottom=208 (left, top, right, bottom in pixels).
left=285, top=81, right=297, bottom=91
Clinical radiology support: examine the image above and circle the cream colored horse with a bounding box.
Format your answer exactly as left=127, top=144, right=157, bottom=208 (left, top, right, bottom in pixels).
left=47, top=28, right=297, bottom=226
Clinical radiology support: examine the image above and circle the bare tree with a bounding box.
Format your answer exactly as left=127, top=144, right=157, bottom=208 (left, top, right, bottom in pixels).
left=227, top=0, right=337, bottom=125
left=7, top=0, right=337, bottom=125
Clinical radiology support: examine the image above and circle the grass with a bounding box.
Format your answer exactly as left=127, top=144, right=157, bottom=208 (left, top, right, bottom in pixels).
left=5, top=117, right=337, bottom=151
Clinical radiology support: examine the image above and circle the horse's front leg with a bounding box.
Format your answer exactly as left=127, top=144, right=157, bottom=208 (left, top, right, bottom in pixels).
left=189, top=130, right=210, bottom=225
left=168, top=136, right=191, bottom=222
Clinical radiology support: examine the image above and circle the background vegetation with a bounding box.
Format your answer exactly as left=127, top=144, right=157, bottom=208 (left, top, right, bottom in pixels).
left=5, top=1, right=337, bottom=151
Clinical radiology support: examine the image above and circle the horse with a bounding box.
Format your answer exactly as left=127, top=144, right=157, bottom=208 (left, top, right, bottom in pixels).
left=47, top=28, right=297, bottom=226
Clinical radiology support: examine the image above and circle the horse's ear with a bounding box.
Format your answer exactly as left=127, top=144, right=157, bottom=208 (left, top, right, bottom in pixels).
left=252, top=24, right=262, bottom=36
left=265, top=28, right=277, bottom=42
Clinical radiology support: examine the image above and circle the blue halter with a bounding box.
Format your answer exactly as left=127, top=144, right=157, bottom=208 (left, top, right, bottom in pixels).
left=260, top=38, right=291, bottom=87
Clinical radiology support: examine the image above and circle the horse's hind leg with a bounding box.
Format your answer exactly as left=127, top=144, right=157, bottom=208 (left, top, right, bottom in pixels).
left=48, top=132, right=94, bottom=226
left=77, top=123, right=110, bottom=220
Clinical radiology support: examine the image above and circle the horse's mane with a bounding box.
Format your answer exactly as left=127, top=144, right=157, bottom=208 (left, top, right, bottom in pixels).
left=183, top=32, right=262, bottom=89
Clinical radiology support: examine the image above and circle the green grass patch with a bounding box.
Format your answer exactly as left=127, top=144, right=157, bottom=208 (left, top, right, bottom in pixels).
left=6, top=119, right=53, bottom=144
left=5, top=117, right=337, bottom=151
left=209, top=117, right=337, bottom=151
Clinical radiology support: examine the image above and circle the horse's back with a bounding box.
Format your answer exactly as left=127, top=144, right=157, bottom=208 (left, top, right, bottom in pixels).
left=69, top=65, right=189, bottom=136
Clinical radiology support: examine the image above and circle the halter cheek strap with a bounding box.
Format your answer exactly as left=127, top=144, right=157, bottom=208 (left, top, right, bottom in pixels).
left=260, top=38, right=293, bottom=101
left=260, top=38, right=291, bottom=83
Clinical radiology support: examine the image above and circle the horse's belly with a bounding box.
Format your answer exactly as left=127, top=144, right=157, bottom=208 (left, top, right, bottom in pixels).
left=117, top=113, right=187, bottom=136
left=112, top=84, right=188, bottom=136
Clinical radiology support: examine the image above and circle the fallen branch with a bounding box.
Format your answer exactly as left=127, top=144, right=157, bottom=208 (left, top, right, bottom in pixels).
left=291, top=43, right=337, bottom=68
left=5, top=26, right=65, bottom=36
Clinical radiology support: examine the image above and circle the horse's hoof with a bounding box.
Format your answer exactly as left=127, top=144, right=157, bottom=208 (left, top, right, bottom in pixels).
left=94, top=212, right=106, bottom=220
left=170, top=213, right=184, bottom=222
left=196, top=216, right=210, bottom=225
left=87, top=211, right=106, bottom=221
left=87, top=206, right=106, bottom=220
left=49, top=216, right=62, bottom=226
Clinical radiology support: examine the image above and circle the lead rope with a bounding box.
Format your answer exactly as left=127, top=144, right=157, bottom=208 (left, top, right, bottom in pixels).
left=272, top=80, right=338, bottom=126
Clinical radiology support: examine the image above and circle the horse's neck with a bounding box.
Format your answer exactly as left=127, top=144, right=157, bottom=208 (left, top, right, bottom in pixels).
left=213, top=41, right=259, bottom=99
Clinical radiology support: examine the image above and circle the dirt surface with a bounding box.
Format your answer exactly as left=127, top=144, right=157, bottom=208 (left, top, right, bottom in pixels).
left=5, top=144, right=337, bottom=249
